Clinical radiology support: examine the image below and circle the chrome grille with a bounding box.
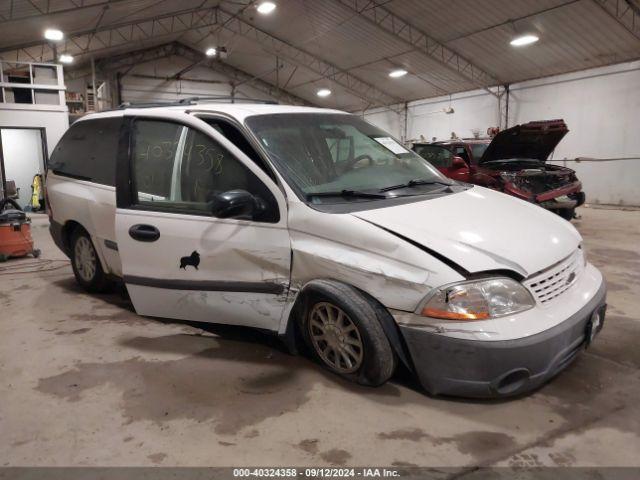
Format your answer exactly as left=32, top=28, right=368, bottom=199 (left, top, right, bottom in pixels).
left=524, top=249, right=584, bottom=305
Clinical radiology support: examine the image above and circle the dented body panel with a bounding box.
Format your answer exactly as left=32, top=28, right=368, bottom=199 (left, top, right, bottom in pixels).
left=47, top=104, right=606, bottom=398
left=286, top=200, right=464, bottom=313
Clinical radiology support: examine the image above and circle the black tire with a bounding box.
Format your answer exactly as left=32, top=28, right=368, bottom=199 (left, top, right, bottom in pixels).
left=70, top=227, right=111, bottom=293
left=558, top=208, right=575, bottom=221
left=300, top=280, right=396, bottom=386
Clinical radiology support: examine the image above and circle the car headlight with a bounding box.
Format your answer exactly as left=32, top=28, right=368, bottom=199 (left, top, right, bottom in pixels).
left=421, top=277, right=535, bottom=321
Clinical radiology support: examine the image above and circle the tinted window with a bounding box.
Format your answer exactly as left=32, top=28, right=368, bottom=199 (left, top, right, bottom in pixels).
left=131, top=121, right=182, bottom=198
left=413, top=145, right=453, bottom=168
left=131, top=120, right=278, bottom=222
left=202, top=119, right=274, bottom=180
left=48, top=117, right=122, bottom=186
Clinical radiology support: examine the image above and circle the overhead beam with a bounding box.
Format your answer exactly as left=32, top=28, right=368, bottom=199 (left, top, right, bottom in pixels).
left=593, top=0, right=640, bottom=40
left=335, top=0, right=501, bottom=94
left=0, top=0, right=131, bottom=23
left=64, top=43, right=178, bottom=80
left=65, top=42, right=314, bottom=106
left=0, top=4, right=401, bottom=110
left=173, top=43, right=314, bottom=106
left=0, top=6, right=219, bottom=62
left=214, top=6, right=404, bottom=111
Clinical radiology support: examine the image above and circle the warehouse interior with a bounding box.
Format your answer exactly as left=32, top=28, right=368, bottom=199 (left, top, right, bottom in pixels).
left=1, top=0, right=640, bottom=474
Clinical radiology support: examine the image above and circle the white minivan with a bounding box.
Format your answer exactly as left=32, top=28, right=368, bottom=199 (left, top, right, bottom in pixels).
left=46, top=100, right=606, bottom=398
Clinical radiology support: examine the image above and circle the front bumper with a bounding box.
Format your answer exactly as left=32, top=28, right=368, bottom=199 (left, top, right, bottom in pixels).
left=399, top=281, right=607, bottom=398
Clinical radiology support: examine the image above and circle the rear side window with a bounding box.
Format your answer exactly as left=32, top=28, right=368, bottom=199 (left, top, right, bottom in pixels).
left=48, top=117, right=122, bottom=186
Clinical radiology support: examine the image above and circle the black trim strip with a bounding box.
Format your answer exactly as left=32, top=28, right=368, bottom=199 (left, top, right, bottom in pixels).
left=362, top=220, right=470, bottom=277
left=123, top=275, right=285, bottom=294
left=50, top=170, right=94, bottom=182
left=104, top=239, right=118, bottom=251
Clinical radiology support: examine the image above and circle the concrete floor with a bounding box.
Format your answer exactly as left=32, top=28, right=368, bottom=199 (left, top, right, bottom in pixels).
left=1, top=207, right=639, bottom=468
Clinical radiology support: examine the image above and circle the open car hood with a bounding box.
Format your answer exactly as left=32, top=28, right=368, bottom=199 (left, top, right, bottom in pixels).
left=479, top=119, right=568, bottom=164
left=353, top=187, right=581, bottom=278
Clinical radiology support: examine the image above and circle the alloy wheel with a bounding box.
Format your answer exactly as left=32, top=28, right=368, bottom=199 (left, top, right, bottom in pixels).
left=308, top=302, right=364, bottom=373
left=74, top=236, right=97, bottom=282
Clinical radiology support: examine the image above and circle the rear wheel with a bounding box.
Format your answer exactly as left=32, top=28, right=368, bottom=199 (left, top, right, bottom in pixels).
left=301, top=281, right=395, bottom=386
left=70, top=228, right=111, bottom=293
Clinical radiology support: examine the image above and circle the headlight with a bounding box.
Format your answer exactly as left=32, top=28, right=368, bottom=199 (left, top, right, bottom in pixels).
left=421, top=278, right=535, bottom=321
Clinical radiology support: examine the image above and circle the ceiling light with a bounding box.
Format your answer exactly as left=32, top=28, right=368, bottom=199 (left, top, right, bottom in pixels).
left=59, top=54, right=74, bottom=64
left=389, top=68, right=408, bottom=78
left=256, top=1, right=276, bottom=14
left=44, top=29, right=64, bottom=41
left=510, top=34, right=539, bottom=47
left=205, top=47, right=217, bottom=56
left=316, top=88, right=332, bottom=97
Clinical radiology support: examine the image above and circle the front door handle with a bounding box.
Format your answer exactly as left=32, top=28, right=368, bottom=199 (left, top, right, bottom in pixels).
left=129, top=224, right=160, bottom=242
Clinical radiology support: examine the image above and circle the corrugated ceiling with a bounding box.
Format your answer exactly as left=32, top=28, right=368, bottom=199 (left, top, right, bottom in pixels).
left=0, top=0, right=639, bottom=110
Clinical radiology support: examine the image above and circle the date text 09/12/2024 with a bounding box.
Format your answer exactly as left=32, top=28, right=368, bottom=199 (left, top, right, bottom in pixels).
left=232, top=468, right=401, bottom=478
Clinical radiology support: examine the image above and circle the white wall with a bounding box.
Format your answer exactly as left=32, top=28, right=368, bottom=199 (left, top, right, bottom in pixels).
left=0, top=108, right=69, bottom=157
left=120, top=56, right=235, bottom=103
left=406, top=88, right=502, bottom=143
left=360, top=60, right=640, bottom=206
left=0, top=129, right=45, bottom=208
left=361, top=107, right=403, bottom=139
left=67, top=55, right=282, bottom=110
left=510, top=62, right=640, bottom=206
left=67, top=55, right=278, bottom=105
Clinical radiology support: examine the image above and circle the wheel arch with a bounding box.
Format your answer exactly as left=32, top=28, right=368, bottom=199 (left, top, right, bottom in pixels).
left=62, top=220, right=109, bottom=272
left=281, top=278, right=415, bottom=373
left=61, top=219, right=82, bottom=254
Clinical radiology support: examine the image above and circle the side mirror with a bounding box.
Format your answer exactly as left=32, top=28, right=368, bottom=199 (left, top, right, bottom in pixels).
left=210, top=189, right=264, bottom=220
left=451, top=156, right=468, bottom=169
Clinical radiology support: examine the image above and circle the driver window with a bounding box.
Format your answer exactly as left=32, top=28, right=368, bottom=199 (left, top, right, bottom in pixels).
left=130, top=119, right=278, bottom=222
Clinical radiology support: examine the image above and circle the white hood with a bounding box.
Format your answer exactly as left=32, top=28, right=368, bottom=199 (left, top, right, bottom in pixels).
left=353, top=186, right=582, bottom=277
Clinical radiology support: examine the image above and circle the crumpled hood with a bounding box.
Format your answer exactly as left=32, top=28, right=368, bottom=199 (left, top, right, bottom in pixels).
left=479, top=119, right=568, bottom=163
left=353, top=187, right=582, bottom=277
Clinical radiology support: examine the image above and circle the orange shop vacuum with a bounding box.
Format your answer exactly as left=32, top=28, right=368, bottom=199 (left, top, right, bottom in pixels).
left=0, top=198, right=41, bottom=262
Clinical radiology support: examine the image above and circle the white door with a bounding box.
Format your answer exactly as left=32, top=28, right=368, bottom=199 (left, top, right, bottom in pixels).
left=0, top=128, right=45, bottom=209
left=114, top=112, right=291, bottom=331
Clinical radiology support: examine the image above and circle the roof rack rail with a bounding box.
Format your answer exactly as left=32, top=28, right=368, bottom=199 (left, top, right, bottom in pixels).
left=117, top=101, right=185, bottom=109
left=115, top=96, right=279, bottom=110
left=178, top=96, right=279, bottom=105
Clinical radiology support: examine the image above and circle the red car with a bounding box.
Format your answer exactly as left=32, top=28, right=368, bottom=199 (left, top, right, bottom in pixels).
left=412, top=119, right=585, bottom=220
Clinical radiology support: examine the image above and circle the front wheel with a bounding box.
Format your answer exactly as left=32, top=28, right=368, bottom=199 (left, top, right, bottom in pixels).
left=301, top=281, right=396, bottom=386
left=558, top=208, right=575, bottom=221
left=70, top=228, right=111, bottom=293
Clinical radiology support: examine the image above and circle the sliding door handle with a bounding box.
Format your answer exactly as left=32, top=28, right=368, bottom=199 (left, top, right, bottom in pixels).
left=128, top=224, right=160, bottom=242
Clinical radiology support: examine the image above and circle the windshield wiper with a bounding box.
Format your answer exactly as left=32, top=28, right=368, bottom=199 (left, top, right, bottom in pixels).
left=379, top=178, right=453, bottom=193
left=306, top=189, right=387, bottom=200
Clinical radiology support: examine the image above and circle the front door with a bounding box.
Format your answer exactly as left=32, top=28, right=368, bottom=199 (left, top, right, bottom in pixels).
left=114, top=112, right=291, bottom=331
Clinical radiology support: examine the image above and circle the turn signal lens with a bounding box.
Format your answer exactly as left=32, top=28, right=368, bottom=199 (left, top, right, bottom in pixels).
left=421, top=278, right=535, bottom=321
left=421, top=308, right=490, bottom=320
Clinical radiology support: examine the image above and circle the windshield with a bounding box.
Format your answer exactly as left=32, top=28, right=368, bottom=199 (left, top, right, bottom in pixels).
left=470, top=143, right=489, bottom=161
left=245, top=113, right=446, bottom=198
